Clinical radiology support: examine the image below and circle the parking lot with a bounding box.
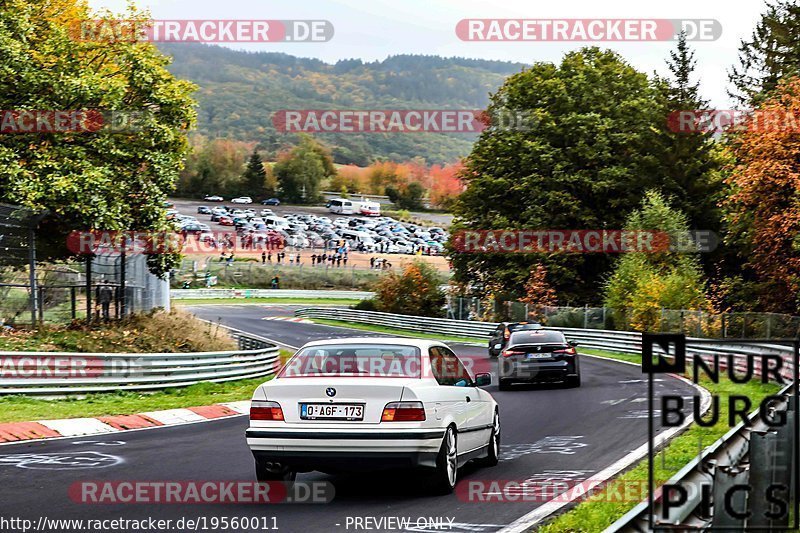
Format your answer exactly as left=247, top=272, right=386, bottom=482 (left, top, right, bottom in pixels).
left=167, top=198, right=452, bottom=271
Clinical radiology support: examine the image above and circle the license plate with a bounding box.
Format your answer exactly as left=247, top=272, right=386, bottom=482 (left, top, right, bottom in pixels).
left=526, top=353, right=551, bottom=359
left=301, top=403, right=364, bottom=420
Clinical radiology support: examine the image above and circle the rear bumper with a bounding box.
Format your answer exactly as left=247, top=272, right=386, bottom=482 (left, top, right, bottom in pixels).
left=246, top=428, right=445, bottom=471
left=499, top=358, right=578, bottom=381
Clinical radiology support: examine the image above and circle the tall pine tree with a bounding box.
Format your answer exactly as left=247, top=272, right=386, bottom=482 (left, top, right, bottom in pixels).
left=656, top=32, right=722, bottom=234
left=241, top=149, right=268, bottom=198
left=729, top=0, right=800, bottom=106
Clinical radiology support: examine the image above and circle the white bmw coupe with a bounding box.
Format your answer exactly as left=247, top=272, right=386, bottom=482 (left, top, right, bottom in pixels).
left=246, top=337, right=500, bottom=493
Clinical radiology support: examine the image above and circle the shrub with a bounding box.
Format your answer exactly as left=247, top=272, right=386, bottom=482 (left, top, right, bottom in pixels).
left=373, top=260, right=445, bottom=317
left=352, top=299, right=379, bottom=311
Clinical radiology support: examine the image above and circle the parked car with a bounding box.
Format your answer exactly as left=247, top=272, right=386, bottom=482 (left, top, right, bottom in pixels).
left=246, top=338, right=498, bottom=493
left=218, top=216, right=234, bottom=226
left=498, top=330, right=580, bottom=389
left=232, top=196, right=253, bottom=204
left=197, top=206, right=212, bottom=214
left=488, top=322, right=543, bottom=357
left=262, top=198, right=281, bottom=206
left=260, top=209, right=275, bottom=217
left=204, top=195, right=224, bottom=202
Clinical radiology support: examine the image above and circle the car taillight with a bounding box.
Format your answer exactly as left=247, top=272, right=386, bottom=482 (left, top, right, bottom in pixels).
left=501, top=349, right=523, bottom=357
left=553, top=347, right=577, bottom=356
left=250, top=400, right=284, bottom=421
left=381, top=401, right=426, bottom=422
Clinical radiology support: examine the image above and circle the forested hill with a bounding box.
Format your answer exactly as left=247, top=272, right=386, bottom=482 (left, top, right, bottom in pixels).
left=158, top=43, right=527, bottom=164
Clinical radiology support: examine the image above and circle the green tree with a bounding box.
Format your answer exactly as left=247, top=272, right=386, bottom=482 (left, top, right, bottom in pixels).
left=273, top=135, right=334, bottom=204
left=449, top=47, right=671, bottom=303
left=241, top=149, right=269, bottom=198
left=386, top=182, right=425, bottom=210
left=655, top=32, right=724, bottom=254
left=729, top=0, right=800, bottom=105
left=0, top=0, right=197, bottom=276
left=604, top=191, right=707, bottom=330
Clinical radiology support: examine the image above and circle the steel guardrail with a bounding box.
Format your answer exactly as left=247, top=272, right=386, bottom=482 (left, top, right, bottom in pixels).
left=0, top=332, right=280, bottom=395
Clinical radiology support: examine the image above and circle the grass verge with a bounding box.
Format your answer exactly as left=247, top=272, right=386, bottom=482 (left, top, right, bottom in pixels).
left=0, top=349, right=294, bottom=423
left=0, top=310, right=235, bottom=353
left=173, top=297, right=362, bottom=306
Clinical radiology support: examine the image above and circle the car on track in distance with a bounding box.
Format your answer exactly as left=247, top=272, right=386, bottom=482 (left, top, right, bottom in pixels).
left=487, top=321, right=543, bottom=357
left=246, top=338, right=499, bottom=493
left=204, top=195, right=224, bottom=202
left=231, top=196, right=253, bottom=204
left=497, top=330, right=580, bottom=390
left=262, top=198, right=281, bottom=206
left=197, top=206, right=212, bottom=214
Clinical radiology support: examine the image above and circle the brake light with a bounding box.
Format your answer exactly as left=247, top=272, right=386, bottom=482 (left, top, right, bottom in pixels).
left=250, top=400, right=284, bottom=421
left=553, top=347, right=577, bottom=355
left=381, top=401, right=426, bottom=422
left=501, top=349, right=523, bottom=357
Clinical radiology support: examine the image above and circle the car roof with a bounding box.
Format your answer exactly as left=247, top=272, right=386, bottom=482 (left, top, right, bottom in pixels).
left=301, top=337, right=443, bottom=351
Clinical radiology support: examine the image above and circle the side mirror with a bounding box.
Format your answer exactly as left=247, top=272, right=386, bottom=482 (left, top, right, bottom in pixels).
left=475, top=373, right=492, bottom=387
left=568, top=341, right=579, bottom=348
left=493, top=343, right=502, bottom=350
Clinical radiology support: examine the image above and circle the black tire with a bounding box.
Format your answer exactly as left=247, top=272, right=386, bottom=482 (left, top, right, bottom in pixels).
left=255, top=459, right=297, bottom=483
left=565, top=375, right=581, bottom=388
left=498, top=379, right=512, bottom=391
left=428, top=426, right=458, bottom=494
left=479, top=410, right=500, bottom=467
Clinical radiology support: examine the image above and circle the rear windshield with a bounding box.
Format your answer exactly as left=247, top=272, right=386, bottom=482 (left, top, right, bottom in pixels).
left=279, top=344, right=421, bottom=378
left=509, top=323, right=542, bottom=332
left=509, top=330, right=567, bottom=345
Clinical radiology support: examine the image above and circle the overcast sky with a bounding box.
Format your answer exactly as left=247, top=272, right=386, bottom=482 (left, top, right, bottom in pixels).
left=88, top=0, right=770, bottom=108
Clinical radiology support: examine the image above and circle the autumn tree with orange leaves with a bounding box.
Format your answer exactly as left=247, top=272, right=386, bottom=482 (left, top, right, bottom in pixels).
left=724, top=77, right=800, bottom=313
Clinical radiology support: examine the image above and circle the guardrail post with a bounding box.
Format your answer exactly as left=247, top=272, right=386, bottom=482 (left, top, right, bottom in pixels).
left=775, top=397, right=796, bottom=513
left=712, top=465, right=749, bottom=529
left=747, top=430, right=783, bottom=529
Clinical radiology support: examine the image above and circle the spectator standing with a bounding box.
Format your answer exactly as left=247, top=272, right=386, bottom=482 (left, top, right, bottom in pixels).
left=97, top=282, right=113, bottom=321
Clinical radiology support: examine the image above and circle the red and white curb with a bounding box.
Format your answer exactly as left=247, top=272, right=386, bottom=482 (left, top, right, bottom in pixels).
left=262, top=316, right=312, bottom=323
left=0, top=400, right=250, bottom=445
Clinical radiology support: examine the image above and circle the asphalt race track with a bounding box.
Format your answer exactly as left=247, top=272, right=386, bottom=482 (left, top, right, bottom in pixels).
left=0, top=305, right=698, bottom=533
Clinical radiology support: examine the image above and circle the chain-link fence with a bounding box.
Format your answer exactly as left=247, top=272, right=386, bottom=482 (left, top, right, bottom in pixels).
left=0, top=203, right=169, bottom=326
left=445, top=297, right=800, bottom=339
